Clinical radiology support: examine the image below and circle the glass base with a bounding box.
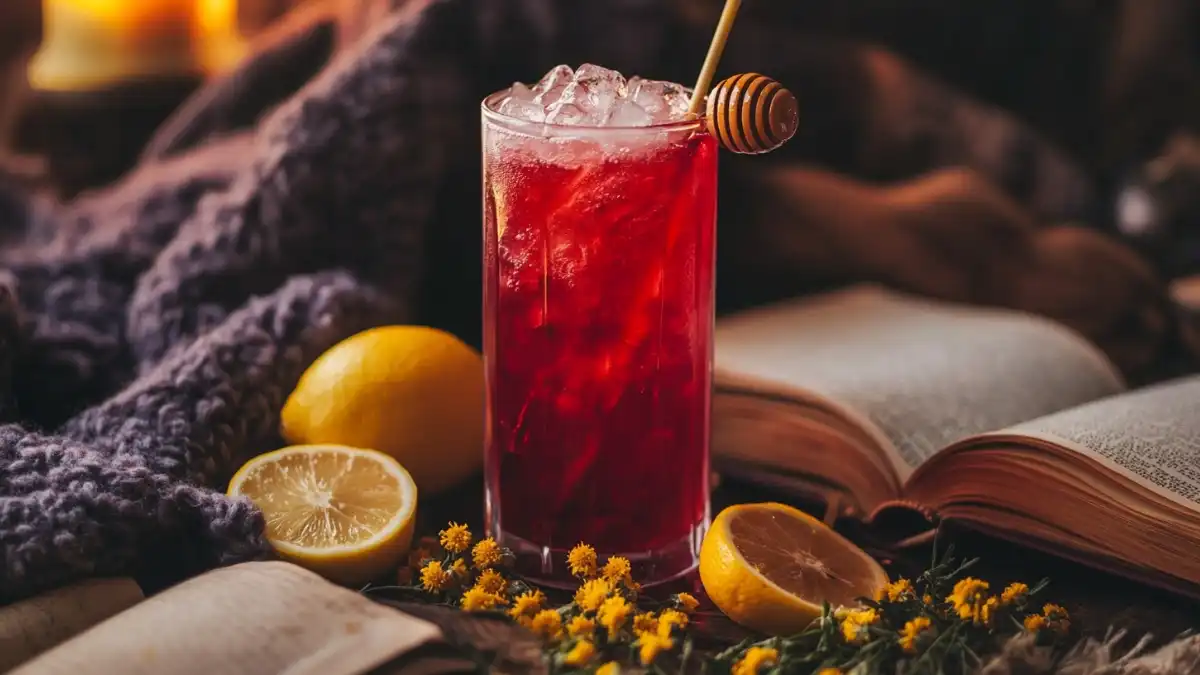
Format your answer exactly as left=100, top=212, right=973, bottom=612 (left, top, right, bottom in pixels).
left=491, top=520, right=708, bottom=590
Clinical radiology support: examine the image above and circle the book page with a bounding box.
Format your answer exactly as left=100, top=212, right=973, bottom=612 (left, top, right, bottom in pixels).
left=0, top=578, right=143, bottom=672
left=715, top=285, right=1125, bottom=477
left=1001, top=375, right=1200, bottom=508
left=12, top=561, right=443, bottom=675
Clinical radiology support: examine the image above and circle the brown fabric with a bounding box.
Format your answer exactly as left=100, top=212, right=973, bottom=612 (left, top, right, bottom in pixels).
left=723, top=164, right=1172, bottom=376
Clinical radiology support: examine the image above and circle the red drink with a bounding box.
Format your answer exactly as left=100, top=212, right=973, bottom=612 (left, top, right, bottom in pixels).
left=481, top=74, right=717, bottom=585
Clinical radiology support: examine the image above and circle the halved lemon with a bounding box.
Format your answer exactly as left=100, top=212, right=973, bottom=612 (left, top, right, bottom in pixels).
left=699, top=502, right=888, bottom=636
left=227, top=444, right=418, bottom=586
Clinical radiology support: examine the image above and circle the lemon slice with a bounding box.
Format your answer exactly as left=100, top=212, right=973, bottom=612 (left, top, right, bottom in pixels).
left=228, top=444, right=418, bottom=586
left=699, top=502, right=888, bottom=636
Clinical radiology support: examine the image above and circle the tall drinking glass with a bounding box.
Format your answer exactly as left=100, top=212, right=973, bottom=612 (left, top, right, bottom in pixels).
left=481, top=82, right=717, bottom=586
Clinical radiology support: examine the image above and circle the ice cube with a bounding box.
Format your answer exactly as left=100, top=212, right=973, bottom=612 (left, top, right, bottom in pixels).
left=607, top=98, right=653, bottom=128
left=545, top=102, right=589, bottom=126
left=549, top=64, right=627, bottom=125
left=627, top=78, right=692, bottom=123
left=532, top=64, right=574, bottom=106
left=574, top=63, right=628, bottom=97
left=508, top=81, right=536, bottom=103
left=523, top=64, right=692, bottom=127
left=498, top=96, right=546, bottom=123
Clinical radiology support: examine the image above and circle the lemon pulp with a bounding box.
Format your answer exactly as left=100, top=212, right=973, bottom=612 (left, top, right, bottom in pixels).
left=699, top=502, right=888, bottom=635
left=229, top=444, right=417, bottom=585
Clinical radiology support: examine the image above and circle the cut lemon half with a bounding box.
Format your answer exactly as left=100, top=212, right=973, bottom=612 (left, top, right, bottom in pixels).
left=228, top=444, right=418, bottom=586
left=699, top=502, right=888, bottom=636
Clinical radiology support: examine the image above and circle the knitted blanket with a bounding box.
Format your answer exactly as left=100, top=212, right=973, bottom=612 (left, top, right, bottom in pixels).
left=0, top=0, right=1189, bottom=607
left=0, top=0, right=452, bottom=601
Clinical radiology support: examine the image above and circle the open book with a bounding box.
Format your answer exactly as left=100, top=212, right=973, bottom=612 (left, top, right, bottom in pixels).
left=1, top=562, right=472, bottom=675
left=713, top=284, right=1200, bottom=595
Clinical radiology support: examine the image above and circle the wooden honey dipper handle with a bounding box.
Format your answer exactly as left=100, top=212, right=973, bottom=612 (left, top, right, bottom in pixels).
left=705, top=73, right=799, bottom=154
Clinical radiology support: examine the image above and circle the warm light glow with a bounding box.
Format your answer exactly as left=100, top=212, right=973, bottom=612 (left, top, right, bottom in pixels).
left=29, top=0, right=247, bottom=91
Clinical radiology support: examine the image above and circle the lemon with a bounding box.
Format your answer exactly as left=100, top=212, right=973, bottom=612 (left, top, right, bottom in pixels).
left=280, top=325, right=484, bottom=495
left=699, top=502, right=888, bottom=636
left=228, top=444, right=418, bottom=586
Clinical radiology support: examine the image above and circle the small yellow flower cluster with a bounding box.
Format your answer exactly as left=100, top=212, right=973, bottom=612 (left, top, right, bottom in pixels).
left=405, top=529, right=1068, bottom=672
left=940, top=577, right=1032, bottom=628
left=898, top=616, right=933, bottom=654
left=731, top=646, right=779, bottom=675
left=1023, top=603, right=1071, bottom=636
left=877, top=578, right=915, bottom=603
left=947, top=577, right=996, bottom=626
left=838, top=607, right=880, bottom=644
left=553, top=543, right=698, bottom=669
left=414, top=533, right=698, bottom=672
left=830, top=574, right=1043, bottom=660
left=413, top=523, right=518, bottom=613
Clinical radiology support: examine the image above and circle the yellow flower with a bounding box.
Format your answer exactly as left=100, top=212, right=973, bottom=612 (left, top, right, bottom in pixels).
left=674, top=592, right=700, bottom=613
left=563, top=639, right=596, bottom=667
left=1026, top=603, right=1071, bottom=636
left=1043, top=603, right=1067, bottom=617
left=946, top=578, right=990, bottom=623
left=1042, top=603, right=1071, bottom=634
left=923, top=594, right=934, bottom=605
left=637, top=632, right=674, bottom=665
left=530, top=609, right=564, bottom=641
left=574, top=578, right=613, bottom=612
left=1000, top=582, right=1029, bottom=606
left=633, top=612, right=659, bottom=634
left=567, top=615, right=596, bottom=638
left=898, top=616, right=934, bottom=654
left=839, top=608, right=879, bottom=644
left=567, top=543, right=598, bottom=578
left=508, top=590, right=545, bottom=620
left=460, top=586, right=502, bottom=612
left=817, top=670, right=843, bottom=675
left=449, top=558, right=469, bottom=579
left=420, top=560, right=451, bottom=592
left=472, top=537, right=503, bottom=569
left=439, top=522, right=472, bottom=554
left=731, top=646, right=779, bottom=675
left=475, top=569, right=507, bottom=595
left=601, top=556, right=632, bottom=584
left=1023, top=614, right=1047, bottom=632
left=878, top=578, right=914, bottom=602
left=598, top=596, right=633, bottom=638
left=595, top=662, right=621, bottom=675
left=657, top=609, right=689, bottom=637
left=978, top=597, right=1000, bottom=627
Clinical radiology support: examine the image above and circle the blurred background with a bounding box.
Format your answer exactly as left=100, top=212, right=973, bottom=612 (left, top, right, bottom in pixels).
left=1, top=0, right=1199, bottom=379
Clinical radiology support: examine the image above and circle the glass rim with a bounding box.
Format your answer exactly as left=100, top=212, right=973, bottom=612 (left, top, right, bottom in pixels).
left=480, top=89, right=705, bottom=136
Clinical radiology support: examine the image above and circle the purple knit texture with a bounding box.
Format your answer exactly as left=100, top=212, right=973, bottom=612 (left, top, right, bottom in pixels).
left=0, top=1, right=475, bottom=601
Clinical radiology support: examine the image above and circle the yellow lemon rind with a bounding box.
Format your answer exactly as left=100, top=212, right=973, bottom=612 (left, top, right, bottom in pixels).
left=278, top=325, right=484, bottom=496
left=700, top=502, right=888, bottom=636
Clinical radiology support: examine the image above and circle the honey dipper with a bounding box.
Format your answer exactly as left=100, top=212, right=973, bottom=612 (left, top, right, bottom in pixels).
left=705, top=73, right=798, bottom=154
left=687, top=0, right=797, bottom=154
